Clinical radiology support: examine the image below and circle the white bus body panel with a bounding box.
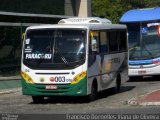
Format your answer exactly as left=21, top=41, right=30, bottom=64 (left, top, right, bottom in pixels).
left=87, top=52, right=128, bottom=94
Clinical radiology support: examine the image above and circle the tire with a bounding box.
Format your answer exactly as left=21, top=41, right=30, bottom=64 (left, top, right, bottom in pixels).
left=32, top=96, right=44, bottom=103
left=114, top=75, right=121, bottom=93
left=88, top=80, right=97, bottom=101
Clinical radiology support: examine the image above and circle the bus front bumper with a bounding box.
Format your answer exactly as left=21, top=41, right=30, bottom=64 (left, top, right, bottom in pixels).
left=129, top=66, right=160, bottom=76
left=21, top=77, right=87, bottom=96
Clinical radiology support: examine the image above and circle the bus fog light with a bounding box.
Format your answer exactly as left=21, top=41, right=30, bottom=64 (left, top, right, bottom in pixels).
left=77, top=91, right=82, bottom=94
left=77, top=88, right=82, bottom=94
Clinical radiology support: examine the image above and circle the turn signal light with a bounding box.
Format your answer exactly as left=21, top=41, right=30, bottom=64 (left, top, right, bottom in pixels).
left=71, top=71, right=87, bottom=84
left=21, top=72, right=34, bottom=84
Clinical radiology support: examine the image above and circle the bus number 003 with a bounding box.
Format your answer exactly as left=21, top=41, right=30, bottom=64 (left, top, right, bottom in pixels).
left=55, top=76, right=65, bottom=82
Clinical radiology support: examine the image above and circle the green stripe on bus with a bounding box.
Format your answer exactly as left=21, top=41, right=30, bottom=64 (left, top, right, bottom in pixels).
left=21, top=76, right=87, bottom=96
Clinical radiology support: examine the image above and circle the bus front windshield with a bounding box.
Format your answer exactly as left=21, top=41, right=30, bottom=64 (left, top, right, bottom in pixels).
left=129, top=23, right=160, bottom=60
left=23, top=29, right=86, bottom=69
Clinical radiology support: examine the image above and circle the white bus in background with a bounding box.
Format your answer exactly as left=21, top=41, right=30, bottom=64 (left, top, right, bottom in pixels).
left=21, top=17, right=128, bottom=103
left=120, top=8, right=160, bottom=78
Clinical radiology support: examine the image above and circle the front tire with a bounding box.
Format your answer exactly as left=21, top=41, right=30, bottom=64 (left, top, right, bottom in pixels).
left=114, top=75, right=121, bottom=93
left=32, top=96, right=44, bottom=103
left=88, top=80, right=97, bottom=101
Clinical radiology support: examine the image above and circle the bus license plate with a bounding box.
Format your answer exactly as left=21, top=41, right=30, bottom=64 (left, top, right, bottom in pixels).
left=46, top=85, right=57, bottom=90
left=138, top=70, right=146, bottom=74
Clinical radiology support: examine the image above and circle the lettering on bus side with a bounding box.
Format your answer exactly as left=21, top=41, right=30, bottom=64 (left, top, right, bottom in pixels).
left=111, top=58, right=120, bottom=64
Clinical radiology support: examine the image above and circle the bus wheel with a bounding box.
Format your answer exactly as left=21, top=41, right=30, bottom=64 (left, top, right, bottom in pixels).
left=32, top=96, right=44, bottom=103
left=88, top=80, right=97, bottom=101
left=114, top=75, right=121, bottom=93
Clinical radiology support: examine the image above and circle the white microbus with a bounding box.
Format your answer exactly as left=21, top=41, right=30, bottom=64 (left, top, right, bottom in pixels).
left=21, top=17, right=128, bottom=103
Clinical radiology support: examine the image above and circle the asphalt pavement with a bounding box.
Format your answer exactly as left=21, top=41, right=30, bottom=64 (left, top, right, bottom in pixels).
left=0, top=75, right=160, bottom=107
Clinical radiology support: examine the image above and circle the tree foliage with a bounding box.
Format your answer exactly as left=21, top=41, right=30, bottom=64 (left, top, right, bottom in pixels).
left=0, top=0, right=64, bottom=15
left=92, top=0, right=160, bottom=23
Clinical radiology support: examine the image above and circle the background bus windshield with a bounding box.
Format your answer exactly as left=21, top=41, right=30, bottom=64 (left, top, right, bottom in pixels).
left=128, top=23, right=160, bottom=60
left=23, top=29, right=86, bottom=69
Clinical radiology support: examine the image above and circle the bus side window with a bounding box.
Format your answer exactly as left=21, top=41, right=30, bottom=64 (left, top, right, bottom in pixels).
left=109, top=31, right=118, bottom=53
left=92, top=36, right=97, bottom=52
left=100, top=31, right=108, bottom=53
left=89, top=31, right=100, bottom=54
left=119, top=31, right=127, bottom=51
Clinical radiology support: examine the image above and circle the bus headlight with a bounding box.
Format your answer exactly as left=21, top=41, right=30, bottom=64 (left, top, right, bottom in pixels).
left=21, top=72, right=34, bottom=84
left=71, top=71, right=87, bottom=84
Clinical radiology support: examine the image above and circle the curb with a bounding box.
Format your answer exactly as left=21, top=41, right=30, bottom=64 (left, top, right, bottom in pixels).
left=127, top=98, right=160, bottom=106
left=127, top=89, right=160, bottom=106
left=0, top=79, right=21, bottom=90
left=0, top=88, right=21, bottom=95
left=0, top=76, right=21, bottom=81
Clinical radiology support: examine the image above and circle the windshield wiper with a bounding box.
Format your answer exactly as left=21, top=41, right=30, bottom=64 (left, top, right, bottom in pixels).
left=129, top=43, right=140, bottom=59
left=142, top=41, right=154, bottom=59
left=55, top=47, right=70, bottom=65
left=61, top=56, right=68, bottom=64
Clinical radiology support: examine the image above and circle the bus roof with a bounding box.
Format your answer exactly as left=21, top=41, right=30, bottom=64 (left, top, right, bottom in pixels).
left=120, top=7, right=160, bottom=23
left=26, top=23, right=126, bottom=31
left=26, top=17, right=126, bottom=31
left=58, top=17, right=112, bottom=24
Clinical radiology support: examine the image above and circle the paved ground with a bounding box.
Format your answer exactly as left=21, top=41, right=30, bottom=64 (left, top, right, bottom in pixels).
left=128, top=89, right=160, bottom=106
left=0, top=76, right=160, bottom=114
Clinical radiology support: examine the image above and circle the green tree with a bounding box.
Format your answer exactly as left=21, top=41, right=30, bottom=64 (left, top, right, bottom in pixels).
left=92, top=0, right=160, bottom=23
